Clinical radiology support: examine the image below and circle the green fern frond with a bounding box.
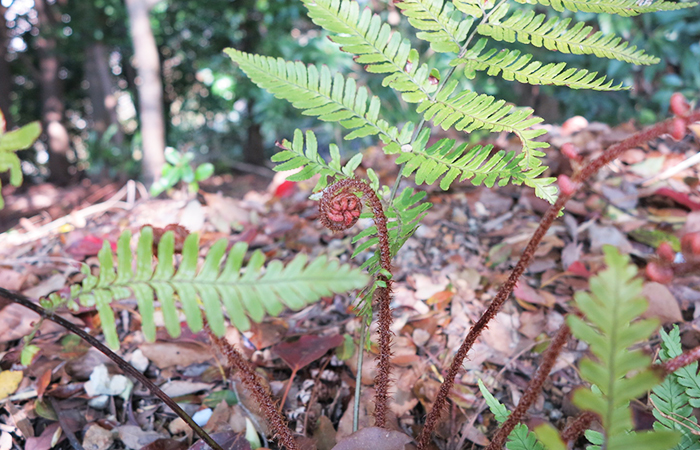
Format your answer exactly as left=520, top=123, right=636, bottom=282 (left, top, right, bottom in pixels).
left=567, top=245, right=680, bottom=450
left=417, top=78, right=548, bottom=169
left=0, top=120, right=41, bottom=209
left=72, top=227, right=370, bottom=349
left=225, top=49, right=398, bottom=141
left=453, top=0, right=490, bottom=18
left=301, top=0, right=438, bottom=103
left=651, top=326, right=700, bottom=450
left=454, top=38, right=627, bottom=91
left=394, top=0, right=473, bottom=53
left=478, top=7, right=660, bottom=65
left=515, top=0, right=697, bottom=17
left=478, top=380, right=545, bottom=450
left=271, top=129, right=362, bottom=191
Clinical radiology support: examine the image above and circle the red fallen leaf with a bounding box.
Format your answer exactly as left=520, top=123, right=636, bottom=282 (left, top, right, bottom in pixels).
left=567, top=261, right=591, bottom=278
left=149, top=223, right=191, bottom=253
left=65, top=235, right=116, bottom=258
left=274, top=180, right=297, bottom=198
left=681, top=232, right=700, bottom=256
left=646, top=262, right=674, bottom=284
left=653, top=188, right=700, bottom=211
left=657, top=242, right=676, bottom=262
left=273, top=334, right=344, bottom=371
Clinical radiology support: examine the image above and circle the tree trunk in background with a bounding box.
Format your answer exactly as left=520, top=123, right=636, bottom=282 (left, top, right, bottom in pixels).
left=0, top=5, right=13, bottom=130
left=241, top=3, right=265, bottom=166
left=35, top=0, right=72, bottom=186
left=85, top=42, right=123, bottom=145
left=125, top=0, right=165, bottom=187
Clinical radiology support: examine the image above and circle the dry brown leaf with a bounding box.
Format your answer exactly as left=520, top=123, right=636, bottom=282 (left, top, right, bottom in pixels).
left=642, top=282, right=683, bottom=324
left=332, top=427, right=413, bottom=450
left=159, top=380, right=214, bottom=398
left=139, top=341, right=213, bottom=369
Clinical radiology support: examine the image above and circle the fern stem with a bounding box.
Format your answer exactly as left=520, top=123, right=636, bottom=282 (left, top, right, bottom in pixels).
left=206, top=326, right=299, bottom=450
left=0, top=287, right=224, bottom=450
left=663, top=345, right=700, bottom=375
left=486, top=324, right=571, bottom=450
left=353, top=318, right=366, bottom=433
left=561, top=411, right=597, bottom=443
left=417, top=107, right=700, bottom=450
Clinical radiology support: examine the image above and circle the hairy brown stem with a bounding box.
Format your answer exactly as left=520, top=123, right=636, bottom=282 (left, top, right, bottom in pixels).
left=0, top=287, right=224, bottom=450
left=207, top=328, right=299, bottom=450
left=417, top=110, right=700, bottom=449
left=663, top=345, right=700, bottom=375
left=486, top=325, right=571, bottom=450
left=561, top=411, right=597, bottom=444
left=319, top=178, right=393, bottom=428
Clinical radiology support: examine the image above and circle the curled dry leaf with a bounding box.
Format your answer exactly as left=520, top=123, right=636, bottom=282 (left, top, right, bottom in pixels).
left=331, top=427, right=413, bottom=450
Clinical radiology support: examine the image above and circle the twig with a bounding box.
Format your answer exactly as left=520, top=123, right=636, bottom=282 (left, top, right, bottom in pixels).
left=648, top=396, right=700, bottom=436
left=302, top=356, right=332, bottom=435
left=47, top=396, right=85, bottom=450
left=0, top=287, right=224, bottom=450
left=353, top=319, right=367, bottom=433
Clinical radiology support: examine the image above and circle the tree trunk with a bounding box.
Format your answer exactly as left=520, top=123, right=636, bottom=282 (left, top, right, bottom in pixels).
left=125, top=0, right=165, bottom=187
left=34, top=0, right=72, bottom=185
left=85, top=42, right=123, bottom=145
left=240, top=3, right=266, bottom=166
left=0, top=5, right=13, bottom=130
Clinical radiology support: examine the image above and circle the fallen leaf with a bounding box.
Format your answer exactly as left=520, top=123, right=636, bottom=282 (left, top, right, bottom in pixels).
left=82, top=424, right=114, bottom=450
left=273, top=334, right=344, bottom=372
left=0, top=370, right=23, bottom=400
left=331, top=427, right=413, bottom=450
left=24, top=422, right=62, bottom=450
left=187, top=431, right=252, bottom=450
left=314, top=415, right=337, bottom=450
left=160, top=380, right=214, bottom=398
left=141, top=439, right=188, bottom=450
left=117, top=425, right=168, bottom=450
left=22, top=273, right=66, bottom=298
left=642, top=282, right=683, bottom=324
left=140, top=341, right=213, bottom=369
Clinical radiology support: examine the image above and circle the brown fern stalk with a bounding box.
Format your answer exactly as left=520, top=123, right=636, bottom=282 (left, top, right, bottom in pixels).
left=486, top=324, right=571, bottom=450
left=206, top=327, right=299, bottom=450
left=561, top=411, right=597, bottom=443
left=662, top=345, right=700, bottom=375
left=417, top=108, right=700, bottom=449
left=319, top=178, right=394, bottom=428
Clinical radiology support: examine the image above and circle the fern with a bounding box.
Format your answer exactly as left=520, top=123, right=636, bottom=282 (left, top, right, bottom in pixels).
left=417, top=78, right=548, bottom=169
left=651, top=326, right=700, bottom=450
left=454, top=38, right=627, bottom=91
left=0, top=118, right=41, bottom=209
left=394, top=0, right=473, bottom=54
left=300, top=0, right=437, bottom=103
left=515, top=0, right=697, bottom=17
left=224, top=49, right=398, bottom=143
left=478, top=379, right=545, bottom=450
left=567, top=245, right=680, bottom=450
left=67, top=227, right=370, bottom=349
left=478, top=6, right=660, bottom=65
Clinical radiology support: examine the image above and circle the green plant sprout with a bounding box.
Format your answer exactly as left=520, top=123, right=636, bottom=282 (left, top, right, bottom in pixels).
left=0, top=109, right=41, bottom=209
left=149, top=146, right=215, bottom=196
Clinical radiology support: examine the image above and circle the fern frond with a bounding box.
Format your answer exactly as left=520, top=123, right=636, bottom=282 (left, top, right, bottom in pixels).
left=225, top=49, right=398, bottom=141
left=515, top=0, right=697, bottom=17
left=0, top=121, right=41, bottom=209
left=73, top=227, right=370, bottom=349
left=478, top=380, right=546, bottom=450
left=394, top=0, right=473, bottom=53
left=300, top=0, right=438, bottom=103
left=651, top=326, right=700, bottom=450
left=478, top=7, right=660, bottom=65
left=454, top=38, right=627, bottom=91
left=567, top=245, right=679, bottom=450
left=417, top=79, right=548, bottom=169
left=453, top=0, right=488, bottom=18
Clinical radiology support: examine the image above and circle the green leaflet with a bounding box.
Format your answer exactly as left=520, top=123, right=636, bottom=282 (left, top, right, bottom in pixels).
left=225, top=49, right=398, bottom=142
left=454, top=38, right=628, bottom=91
left=72, top=227, right=370, bottom=350
left=0, top=118, right=41, bottom=209
left=651, top=326, right=700, bottom=450
left=300, top=0, right=437, bottom=103
left=394, top=0, right=473, bottom=53
left=478, top=6, right=660, bottom=65
left=513, top=0, right=697, bottom=17
left=478, top=380, right=545, bottom=450
left=567, top=246, right=680, bottom=450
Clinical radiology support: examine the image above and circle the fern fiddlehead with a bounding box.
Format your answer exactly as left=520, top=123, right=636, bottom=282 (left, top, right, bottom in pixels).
left=320, top=178, right=393, bottom=428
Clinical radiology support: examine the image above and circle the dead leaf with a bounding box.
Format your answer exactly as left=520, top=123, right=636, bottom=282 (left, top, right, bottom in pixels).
left=0, top=370, right=23, bottom=400
left=314, top=415, right=337, bottom=450
left=588, top=224, right=633, bottom=253
left=141, top=439, right=188, bottom=450
left=22, top=273, right=66, bottom=298
left=160, top=380, right=214, bottom=398
left=82, top=424, right=114, bottom=450
left=140, top=341, right=213, bottom=369
left=187, top=431, right=252, bottom=450
left=331, top=427, right=413, bottom=450
left=24, top=422, right=61, bottom=450
left=273, top=334, right=344, bottom=372
left=642, top=282, right=683, bottom=324
left=117, top=425, right=168, bottom=450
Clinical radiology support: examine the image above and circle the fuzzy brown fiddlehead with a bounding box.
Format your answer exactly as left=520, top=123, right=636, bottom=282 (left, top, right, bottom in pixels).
left=319, top=178, right=394, bottom=428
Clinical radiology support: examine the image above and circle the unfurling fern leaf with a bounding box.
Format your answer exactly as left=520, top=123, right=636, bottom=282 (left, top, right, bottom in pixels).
left=515, top=0, right=697, bottom=17
left=394, top=0, right=472, bottom=53
left=651, top=326, right=700, bottom=450
left=478, top=379, right=545, bottom=450
left=478, top=6, right=660, bottom=65
left=71, top=227, right=370, bottom=349
left=454, top=38, right=627, bottom=91
left=567, top=245, right=680, bottom=450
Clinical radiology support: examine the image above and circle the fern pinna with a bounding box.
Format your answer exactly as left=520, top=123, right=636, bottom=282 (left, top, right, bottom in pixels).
left=60, top=227, right=369, bottom=350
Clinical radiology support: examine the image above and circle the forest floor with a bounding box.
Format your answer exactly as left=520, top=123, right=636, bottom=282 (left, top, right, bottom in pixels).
left=1, top=117, right=700, bottom=450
